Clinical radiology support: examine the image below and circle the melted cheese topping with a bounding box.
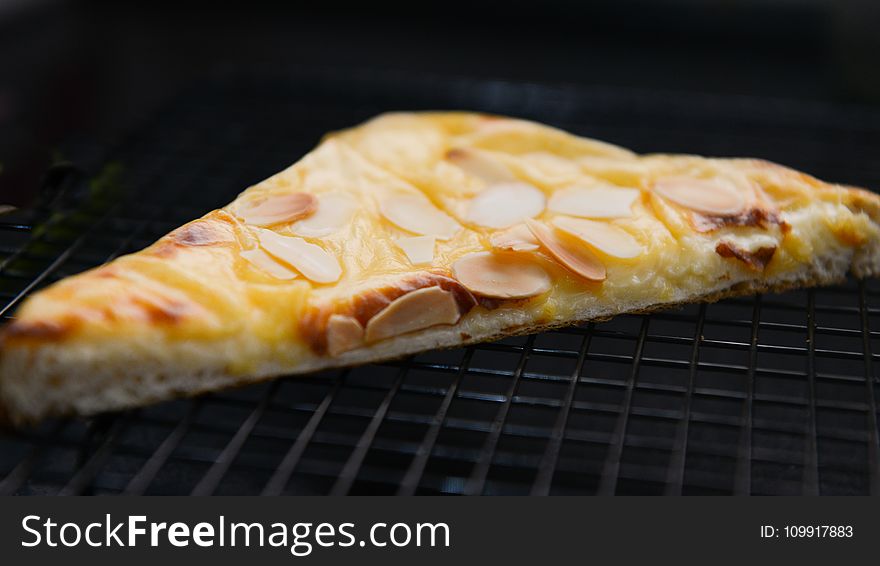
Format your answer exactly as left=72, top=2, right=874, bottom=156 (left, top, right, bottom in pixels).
left=7, top=113, right=880, bottom=368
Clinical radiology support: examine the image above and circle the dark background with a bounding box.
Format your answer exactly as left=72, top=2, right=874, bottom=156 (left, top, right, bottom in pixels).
left=0, top=0, right=878, bottom=206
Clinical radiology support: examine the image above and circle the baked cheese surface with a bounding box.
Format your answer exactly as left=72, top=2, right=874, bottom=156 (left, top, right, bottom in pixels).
left=3, top=112, right=880, bottom=411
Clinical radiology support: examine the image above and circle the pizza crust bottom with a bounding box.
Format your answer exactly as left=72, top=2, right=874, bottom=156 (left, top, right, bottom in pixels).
left=2, top=243, right=879, bottom=427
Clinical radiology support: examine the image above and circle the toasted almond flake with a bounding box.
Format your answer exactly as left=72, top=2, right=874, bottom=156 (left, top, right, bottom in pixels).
left=446, top=147, right=516, bottom=183
left=548, top=186, right=640, bottom=218
left=326, top=314, right=365, bottom=356
left=291, top=193, right=357, bottom=237
left=465, top=182, right=546, bottom=229
left=236, top=192, right=317, bottom=226
left=489, top=223, right=540, bottom=252
left=379, top=194, right=461, bottom=240
left=255, top=228, right=342, bottom=283
left=396, top=235, right=435, bottom=265
left=364, top=286, right=461, bottom=343
left=653, top=177, right=746, bottom=215
left=526, top=219, right=606, bottom=281
left=552, top=216, right=643, bottom=259
left=240, top=248, right=299, bottom=280
left=452, top=251, right=551, bottom=299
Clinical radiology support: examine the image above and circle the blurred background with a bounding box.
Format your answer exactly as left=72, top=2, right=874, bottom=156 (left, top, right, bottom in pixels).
left=0, top=0, right=878, bottom=206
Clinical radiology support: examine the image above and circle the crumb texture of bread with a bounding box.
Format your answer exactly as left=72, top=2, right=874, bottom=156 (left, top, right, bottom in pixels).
left=2, top=112, right=880, bottom=425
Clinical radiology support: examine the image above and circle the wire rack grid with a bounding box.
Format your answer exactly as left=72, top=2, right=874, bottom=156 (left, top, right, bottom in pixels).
left=1, top=68, right=879, bottom=495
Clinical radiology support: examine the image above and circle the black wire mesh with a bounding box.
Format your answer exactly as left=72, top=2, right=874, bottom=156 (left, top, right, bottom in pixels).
left=1, top=67, right=880, bottom=495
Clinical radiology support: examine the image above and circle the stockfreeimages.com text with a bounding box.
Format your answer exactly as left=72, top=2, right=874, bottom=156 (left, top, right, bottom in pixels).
left=22, top=515, right=450, bottom=556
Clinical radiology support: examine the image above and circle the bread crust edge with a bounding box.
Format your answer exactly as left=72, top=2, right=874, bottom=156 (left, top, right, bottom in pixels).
left=2, top=242, right=877, bottom=428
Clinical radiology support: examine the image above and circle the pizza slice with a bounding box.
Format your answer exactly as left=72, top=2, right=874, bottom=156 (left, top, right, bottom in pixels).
left=2, top=112, right=879, bottom=425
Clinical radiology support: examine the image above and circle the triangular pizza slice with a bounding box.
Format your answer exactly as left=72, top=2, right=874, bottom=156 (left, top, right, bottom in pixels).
left=2, top=112, right=879, bottom=424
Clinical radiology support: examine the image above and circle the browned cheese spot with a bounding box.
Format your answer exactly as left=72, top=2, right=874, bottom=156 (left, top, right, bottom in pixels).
left=170, top=219, right=237, bottom=247
left=715, top=241, right=777, bottom=271
left=2, top=319, right=73, bottom=343
left=150, top=219, right=237, bottom=258
left=128, top=295, right=190, bottom=324
left=693, top=207, right=788, bottom=234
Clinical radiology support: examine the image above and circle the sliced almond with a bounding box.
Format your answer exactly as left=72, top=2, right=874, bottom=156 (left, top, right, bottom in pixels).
left=489, top=223, right=540, bottom=252
left=653, top=177, right=746, bottom=216
left=452, top=251, right=551, bottom=299
left=548, top=186, right=640, bottom=218
left=364, top=286, right=461, bottom=343
left=465, top=181, right=546, bottom=229
left=552, top=216, right=643, bottom=259
left=446, top=147, right=516, bottom=183
left=255, top=228, right=342, bottom=284
left=326, top=314, right=365, bottom=356
left=396, top=235, right=435, bottom=265
left=379, top=194, right=461, bottom=240
left=240, top=248, right=299, bottom=280
left=291, top=193, right=357, bottom=237
left=526, top=219, right=606, bottom=281
left=236, top=192, right=317, bottom=226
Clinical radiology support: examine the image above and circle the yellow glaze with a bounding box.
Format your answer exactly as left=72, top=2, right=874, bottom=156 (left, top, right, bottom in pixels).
left=4, top=112, right=880, bottom=367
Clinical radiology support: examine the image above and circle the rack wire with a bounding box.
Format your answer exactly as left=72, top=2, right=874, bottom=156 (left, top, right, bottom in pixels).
left=1, top=68, right=879, bottom=495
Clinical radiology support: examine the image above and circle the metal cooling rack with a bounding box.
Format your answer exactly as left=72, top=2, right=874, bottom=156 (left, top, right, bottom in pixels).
left=1, top=68, right=879, bottom=495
